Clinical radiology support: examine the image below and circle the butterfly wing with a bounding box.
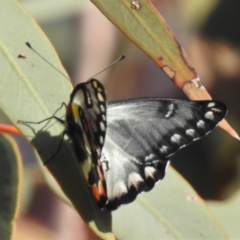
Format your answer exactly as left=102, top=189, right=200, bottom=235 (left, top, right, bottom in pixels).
left=70, top=79, right=107, bottom=152
left=67, top=79, right=107, bottom=208
left=103, top=98, right=227, bottom=210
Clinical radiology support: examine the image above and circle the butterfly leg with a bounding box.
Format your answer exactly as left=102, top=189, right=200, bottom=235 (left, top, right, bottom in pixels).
left=17, top=102, right=67, bottom=127
left=18, top=103, right=68, bottom=164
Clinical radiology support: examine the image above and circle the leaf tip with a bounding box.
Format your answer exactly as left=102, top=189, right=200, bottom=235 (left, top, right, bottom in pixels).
left=219, top=119, right=240, bottom=141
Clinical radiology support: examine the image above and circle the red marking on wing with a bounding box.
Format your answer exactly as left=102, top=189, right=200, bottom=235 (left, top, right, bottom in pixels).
left=98, top=181, right=107, bottom=197
left=92, top=184, right=100, bottom=202
left=97, top=166, right=105, bottom=181
left=91, top=180, right=107, bottom=208
left=91, top=142, right=96, bottom=150
left=82, top=120, right=89, bottom=132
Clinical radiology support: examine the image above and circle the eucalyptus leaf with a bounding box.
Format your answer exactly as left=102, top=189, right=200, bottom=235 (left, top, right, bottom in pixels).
left=113, top=167, right=228, bottom=239
left=0, top=134, right=21, bottom=240
left=0, top=0, right=112, bottom=238
left=208, top=190, right=240, bottom=239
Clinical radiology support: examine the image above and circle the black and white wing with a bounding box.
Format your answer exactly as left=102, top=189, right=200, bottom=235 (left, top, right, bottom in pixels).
left=102, top=98, right=227, bottom=210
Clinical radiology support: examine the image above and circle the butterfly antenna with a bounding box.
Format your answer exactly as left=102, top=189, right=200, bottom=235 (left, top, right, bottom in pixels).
left=89, top=55, right=125, bottom=80
left=26, top=42, right=70, bottom=80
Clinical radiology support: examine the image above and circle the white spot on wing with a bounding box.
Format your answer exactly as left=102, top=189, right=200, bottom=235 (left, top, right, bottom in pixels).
left=102, top=114, right=106, bottom=121
left=205, top=111, right=214, bottom=120
left=85, top=92, right=91, bottom=105
left=99, top=121, right=105, bottom=132
left=207, top=102, right=216, bottom=108
left=97, top=92, right=104, bottom=102
left=211, top=108, right=222, bottom=113
left=128, top=173, right=144, bottom=189
left=100, top=104, right=105, bottom=112
left=197, top=120, right=205, bottom=129
left=144, top=166, right=157, bottom=179
left=159, top=145, right=168, bottom=154
left=165, top=103, right=175, bottom=118
left=186, top=129, right=195, bottom=138
left=145, top=156, right=150, bottom=161
left=114, top=181, right=128, bottom=199
left=72, top=91, right=84, bottom=106
left=99, top=136, right=104, bottom=144
left=145, top=153, right=155, bottom=162
left=171, top=134, right=181, bottom=144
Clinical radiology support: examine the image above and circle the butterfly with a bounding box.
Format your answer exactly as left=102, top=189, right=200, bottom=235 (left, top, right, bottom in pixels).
left=66, top=78, right=227, bottom=211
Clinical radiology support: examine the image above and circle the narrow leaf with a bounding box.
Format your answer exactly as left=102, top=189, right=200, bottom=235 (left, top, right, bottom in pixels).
left=91, top=0, right=239, bottom=140
left=0, top=134, right=22, bottom=240
left=208, top=191, right=240, bottom=239
left=0, top=0, right=113, bottom=238
left=113, top=167, right=228, bottom=239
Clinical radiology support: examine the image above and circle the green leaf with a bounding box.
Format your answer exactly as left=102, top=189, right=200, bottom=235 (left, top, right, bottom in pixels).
left=91, top=0, right=197, bottom=87
left=208, top=191, right=240, bottom=239
left=0, top=0, right=113, bottom=238
left=91, top=0, right=239, bottom=141
left=113, top=167, right=228, bottom=239
left=0, top=134, right=21, bottom=240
